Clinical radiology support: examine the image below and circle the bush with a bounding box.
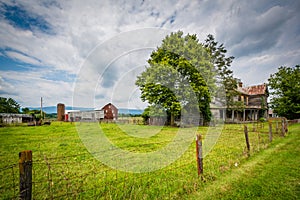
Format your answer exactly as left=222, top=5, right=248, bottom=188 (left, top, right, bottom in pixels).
left=259, top=117, right=266, bottom=122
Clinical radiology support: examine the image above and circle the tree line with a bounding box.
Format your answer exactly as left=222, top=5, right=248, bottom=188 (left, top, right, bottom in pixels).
left=0, top=97, right=50, bottom=120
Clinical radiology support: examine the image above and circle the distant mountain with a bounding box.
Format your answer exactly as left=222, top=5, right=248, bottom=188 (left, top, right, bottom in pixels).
left=28, top=106, right=144, bottom=115
left=28, top=106, right=92, bottom=114
left=118, top=108, right=144, bottom=115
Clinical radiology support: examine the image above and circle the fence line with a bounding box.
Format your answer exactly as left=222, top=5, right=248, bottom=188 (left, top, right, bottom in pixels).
left=241, top=118, right=288, bottom=156
left=0, top=120, right=292, bottom=199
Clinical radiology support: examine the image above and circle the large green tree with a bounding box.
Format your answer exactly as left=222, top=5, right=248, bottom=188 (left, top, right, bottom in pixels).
left=203, top=34, right=241, bottom=111
left=0, top=97, right=20, bottom=113
left=268, top=65, right=300, bottom=119
left=136, top=31, right=213, bottom=125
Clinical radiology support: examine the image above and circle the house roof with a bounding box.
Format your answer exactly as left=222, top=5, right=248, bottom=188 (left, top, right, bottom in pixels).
left=238, top=83, right=268, bottom=95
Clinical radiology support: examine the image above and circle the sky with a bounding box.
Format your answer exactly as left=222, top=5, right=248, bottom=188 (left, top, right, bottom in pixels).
left=0, top=0, right=299, bottom=109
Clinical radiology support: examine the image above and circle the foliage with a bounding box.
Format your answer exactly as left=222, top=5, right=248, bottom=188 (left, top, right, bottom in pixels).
left=268, top=65, right=300, bottom=119
left=259, top=117, right=266, bottom=122
left=119, top=113, right=141, bottom=118
left=141, top=105, right=167, bottom=124
left=228, top=100, right=245, bottom=112
left=0, top=97, right=21, bottom=113
left=141, top=107, right=150, bottom=122
left=23, top=109, right=46, bottom=120
left=203, top=34, right=238, bottom=110
left=45, top=113, right=57, bottom=119
left=21, top=107, right=30, bottom=114
left=136, top=31, right=213, bottom=125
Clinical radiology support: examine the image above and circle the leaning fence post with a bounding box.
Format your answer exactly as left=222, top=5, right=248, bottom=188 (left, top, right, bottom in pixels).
left=19, top=150, right=32, bottom=200
left=196, top=134, right=203, bottom=176
left=244, top=125, right=250, bottom=156
left=281, top=119, right=285, bottom=137
left=269, top=122, right=273, bottom=142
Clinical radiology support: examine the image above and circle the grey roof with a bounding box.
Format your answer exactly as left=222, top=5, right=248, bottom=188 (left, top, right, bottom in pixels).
left=0, top=113, right=33, bottom=117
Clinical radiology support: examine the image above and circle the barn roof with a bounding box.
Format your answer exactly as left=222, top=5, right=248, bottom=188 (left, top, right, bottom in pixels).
left=101, top=103, right=118, bottom=110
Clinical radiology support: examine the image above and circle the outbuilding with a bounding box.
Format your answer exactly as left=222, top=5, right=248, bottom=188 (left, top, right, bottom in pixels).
left=102, top=103, right=118, bottom=120
left=0, top=113, right=33, bottom=124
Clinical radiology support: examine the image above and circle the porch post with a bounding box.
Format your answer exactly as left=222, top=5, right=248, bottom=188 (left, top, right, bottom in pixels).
left=255, top=110, right=258, bottom=121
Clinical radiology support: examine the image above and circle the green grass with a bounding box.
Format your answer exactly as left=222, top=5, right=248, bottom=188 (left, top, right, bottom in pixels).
left=0, top=122, right=299, bottom=199
left=187, top=123, right=300, bottom=200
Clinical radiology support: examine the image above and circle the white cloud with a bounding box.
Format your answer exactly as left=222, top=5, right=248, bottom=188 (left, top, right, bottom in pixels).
left=0, top=70, right=73, bottom=107
left=5, top=51, right=41, bottom=66
left=0, top=75, right=16, bottom=95
left=0, top=0, right=299, bottom=107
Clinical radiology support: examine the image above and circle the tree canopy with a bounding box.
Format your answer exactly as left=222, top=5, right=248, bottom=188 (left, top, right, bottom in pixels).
left=268, top=65, right=300, bottom=119
left=0, top=97, right=20, bottom=113
left=136, top=31, right=213, bottom=125
left=203, top=34, right=239, bottom=110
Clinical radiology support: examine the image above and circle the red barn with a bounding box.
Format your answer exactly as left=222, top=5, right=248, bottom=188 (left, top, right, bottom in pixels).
left=102, top=103, right=118, bottom=120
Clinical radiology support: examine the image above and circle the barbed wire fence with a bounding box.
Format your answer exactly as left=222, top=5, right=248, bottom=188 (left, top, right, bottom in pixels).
left=0, top=137, right=199, bottom=199
left=243, top=117, right=288, bottom=156
left=0, top=118, right=290, bottom=199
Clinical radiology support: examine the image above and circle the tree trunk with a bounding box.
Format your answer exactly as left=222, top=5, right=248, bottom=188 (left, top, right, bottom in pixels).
left=170, top=113, right=175, bottom=126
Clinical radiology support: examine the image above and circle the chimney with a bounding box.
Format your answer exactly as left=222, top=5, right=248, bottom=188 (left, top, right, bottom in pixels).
left=238, top=81, right=243, bottom=88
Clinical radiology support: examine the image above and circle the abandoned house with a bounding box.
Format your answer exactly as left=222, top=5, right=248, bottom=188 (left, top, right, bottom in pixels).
left=212, top=81, right=268, bottom=122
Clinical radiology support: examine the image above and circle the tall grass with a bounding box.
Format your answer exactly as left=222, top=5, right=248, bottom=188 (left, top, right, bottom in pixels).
left=0, top=122, right=295, bottom=199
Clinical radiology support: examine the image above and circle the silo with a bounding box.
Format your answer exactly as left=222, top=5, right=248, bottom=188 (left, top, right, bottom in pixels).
left=57, top=103, right=65, bottom=121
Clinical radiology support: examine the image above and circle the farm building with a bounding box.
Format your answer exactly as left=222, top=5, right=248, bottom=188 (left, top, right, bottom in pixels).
left=102, top=103, right=118, bottom=120
left=67, top=110, right=104, bottom=122
left=65, top=103, right=118, bottom=122
left=212, top=81, right=269, bottom=122
left=0, top=113, right=33, bottom=124
left=57, top=103, right=65, bottom=121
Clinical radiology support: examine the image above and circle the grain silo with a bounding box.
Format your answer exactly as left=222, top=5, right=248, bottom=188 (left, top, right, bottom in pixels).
left=57, top=103, right=65, bottom=121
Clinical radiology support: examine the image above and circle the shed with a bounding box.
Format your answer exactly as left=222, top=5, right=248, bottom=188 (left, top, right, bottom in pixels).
left=0, top=113, right=33, bottom=124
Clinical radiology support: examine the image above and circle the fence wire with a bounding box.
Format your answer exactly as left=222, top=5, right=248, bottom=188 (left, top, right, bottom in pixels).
left=0, top=120, right=290, bottom=199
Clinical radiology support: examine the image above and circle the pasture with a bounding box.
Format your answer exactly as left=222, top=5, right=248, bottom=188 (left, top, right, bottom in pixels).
left=0, top=121, right=299, bottom=199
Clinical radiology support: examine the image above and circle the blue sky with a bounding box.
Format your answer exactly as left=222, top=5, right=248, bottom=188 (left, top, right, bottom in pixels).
left=0, top=0, right=299, bottom=109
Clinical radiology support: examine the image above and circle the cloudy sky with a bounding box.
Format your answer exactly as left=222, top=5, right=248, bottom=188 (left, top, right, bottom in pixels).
left=0, top=0, right=299, bottom=109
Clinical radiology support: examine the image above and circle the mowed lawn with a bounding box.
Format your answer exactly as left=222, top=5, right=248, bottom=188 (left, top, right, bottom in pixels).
left=0, top=122, right=299, bottom=199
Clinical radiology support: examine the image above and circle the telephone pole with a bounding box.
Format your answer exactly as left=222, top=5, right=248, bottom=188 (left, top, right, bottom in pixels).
left=40, top=97, right=43, bottom=120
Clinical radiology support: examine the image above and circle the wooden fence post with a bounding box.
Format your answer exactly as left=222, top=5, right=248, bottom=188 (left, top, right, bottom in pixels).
left=269, top=122, right=273, bottom=142
left=244, top=125, right=250, bottom=156
left=196, top=134, right=203, bottom=176
left=19, top=150, right=32, bottom=200
left=284, top=118, right=288, bottom=135
left=281, top=119, right=285, bottom=137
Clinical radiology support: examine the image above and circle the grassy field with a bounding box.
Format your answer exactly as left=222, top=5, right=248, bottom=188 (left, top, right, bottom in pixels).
left=0, top=121, right=299, bottom=199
